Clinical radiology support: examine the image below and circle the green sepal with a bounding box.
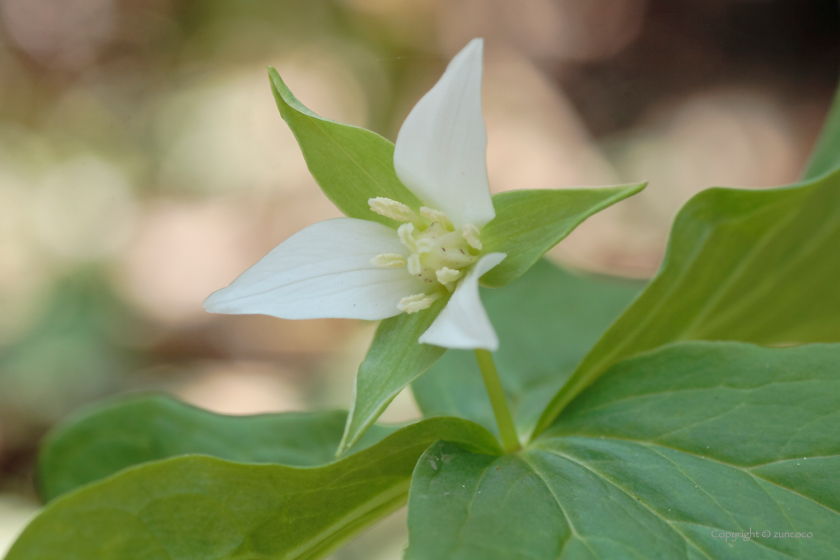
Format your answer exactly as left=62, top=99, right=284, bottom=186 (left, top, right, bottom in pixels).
left=8, top=416, right=500, bottom=560
left=268, top=67, right=421, bottom=226
left=337, top=297, right=448, bottom=456
left=480, top=184, right=645, bottom=287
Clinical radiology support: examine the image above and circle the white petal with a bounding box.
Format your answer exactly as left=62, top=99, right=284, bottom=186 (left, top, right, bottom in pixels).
left=393, top=38, right=495, bottom=230
left=204, top=218, right=425, bottom=321
left=418, top=252, right=506, bottom=350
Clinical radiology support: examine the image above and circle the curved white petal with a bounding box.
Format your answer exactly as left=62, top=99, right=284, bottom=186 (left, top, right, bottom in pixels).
left=393, top=38, right=495, bottom=230
left=419, top=252, right=506, bottom=350
left=204, top=218, right=424, bottom=321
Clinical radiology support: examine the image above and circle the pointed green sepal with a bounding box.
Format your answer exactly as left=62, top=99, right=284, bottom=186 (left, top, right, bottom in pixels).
left=268, top=67, right=421, bottom=227
left=481, top=183, right=646, bottom=287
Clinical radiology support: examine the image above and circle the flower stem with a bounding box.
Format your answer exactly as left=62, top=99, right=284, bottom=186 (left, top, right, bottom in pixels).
left=474, top=349, right=521, bottom=453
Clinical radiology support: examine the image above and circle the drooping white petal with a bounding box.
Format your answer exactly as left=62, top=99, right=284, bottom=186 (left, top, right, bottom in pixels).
left=204, top=218, right=425, bottom=321
left=393, top=38, right=495, bottom=230
left=418, top=252, right=506, bottom=350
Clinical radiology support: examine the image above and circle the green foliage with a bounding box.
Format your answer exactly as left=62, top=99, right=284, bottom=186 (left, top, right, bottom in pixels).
left=481, top=184, right=646, bottom=287
left=269, top=67, right=422, bottom=227
left=406, top=343, right=840, bottom=559
left=412, top=259, right=642, bottom=438
left=8, top=418, right=500, bottom=560
left=534, top=167, right=840, bottom=438
left=38, top=394, right=400, bottom=501
left=11, top=48, right=840, bottom=560
left=530, top=75, right=840, bottom=438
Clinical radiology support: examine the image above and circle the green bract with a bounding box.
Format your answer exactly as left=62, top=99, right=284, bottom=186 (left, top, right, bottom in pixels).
left=268, top=67, right=422, bottom=227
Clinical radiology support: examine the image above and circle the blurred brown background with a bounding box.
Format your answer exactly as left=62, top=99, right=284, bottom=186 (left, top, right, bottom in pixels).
left=0, top=0, right=838, bottom=556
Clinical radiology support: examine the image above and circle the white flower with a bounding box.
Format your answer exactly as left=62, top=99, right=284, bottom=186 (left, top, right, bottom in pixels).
left=204, top=39, right=506, bottom=350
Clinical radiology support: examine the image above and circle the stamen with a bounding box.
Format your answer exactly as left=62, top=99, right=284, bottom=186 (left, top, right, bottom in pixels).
left=398, top=292, right=439, bottom=314
left=397, top=223, right=417, bottom=251
left=463, top=224, right=482, bottom=251
left=391, top=210, right=484, bottom=305
left=369, top=197, right=415, bottom=222
left=436, top=267, right=462, bottom=285
left=420, top=207, right=452, bottom=228
left=407, top=254, right=422, bottom=275
left=371, top=253, right=407, bottom=268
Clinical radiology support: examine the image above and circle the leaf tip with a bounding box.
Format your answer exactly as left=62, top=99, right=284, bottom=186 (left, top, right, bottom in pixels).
left=267, top=66, right=288, bottom=107
left=626, top=181, right=648, bottom=196
left=267, top=67, right=322, bottom=122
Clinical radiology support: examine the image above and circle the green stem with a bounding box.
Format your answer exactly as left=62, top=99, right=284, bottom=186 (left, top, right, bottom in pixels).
left=474, top=349, right=521, bottom=453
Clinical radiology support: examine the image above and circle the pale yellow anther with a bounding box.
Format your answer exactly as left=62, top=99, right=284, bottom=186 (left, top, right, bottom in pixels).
left=371, top=253, right=407, bottom=268
left=398, top=292, right=439, bottom=314
left=369, top=197, right=414, bottom=222
left=397, top=223, right=417, bottom=251
left=407, top=254, right=422, bottom=275
left=463, top=224, right=482, bottom=251
left=436, top=267, right=462, bottom=285
left=420, top=207, right=451, bottom=227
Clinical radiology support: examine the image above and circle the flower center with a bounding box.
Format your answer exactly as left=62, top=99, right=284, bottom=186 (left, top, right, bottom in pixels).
left=368, top=197, right=483, bottom=313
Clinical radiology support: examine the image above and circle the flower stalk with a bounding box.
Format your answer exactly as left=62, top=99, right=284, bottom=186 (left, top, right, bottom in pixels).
left=474, top=349, right=521, bottom=454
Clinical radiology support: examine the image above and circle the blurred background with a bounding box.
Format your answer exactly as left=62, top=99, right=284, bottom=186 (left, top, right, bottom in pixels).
left=0, top=0, right=838, bottom=555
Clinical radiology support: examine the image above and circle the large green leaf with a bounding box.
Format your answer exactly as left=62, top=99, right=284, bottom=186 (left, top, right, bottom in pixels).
left=533, top=167, right=840, bottom=438
left=337, top=297, right=447, bottom=455
left=268, top=67, right=421, bottom=226
left=481, top=184, right=645, bottom=288
left=407, top=342, right=840, bottom=559
left=38, top=394, right=400, bottom=502
left=9, top=417, right=500, bottom=560
left=412, top=259, right=642, bottom=438
left=533, top=82, right=840, bottom=438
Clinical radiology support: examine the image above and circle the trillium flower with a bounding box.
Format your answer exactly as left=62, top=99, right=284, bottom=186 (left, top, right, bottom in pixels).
left=203, top=38, right=642, bottom=451
left=205, top=39, right=506, bottom=350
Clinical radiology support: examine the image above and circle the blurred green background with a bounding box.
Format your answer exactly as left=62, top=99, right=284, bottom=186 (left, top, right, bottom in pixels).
left=0, top=0, right=838, bottom=556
